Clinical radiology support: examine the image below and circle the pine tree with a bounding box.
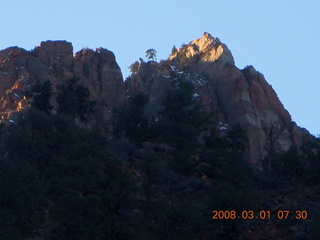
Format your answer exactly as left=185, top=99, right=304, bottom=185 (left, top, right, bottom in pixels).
left=146, top=48, right=157, bottom=61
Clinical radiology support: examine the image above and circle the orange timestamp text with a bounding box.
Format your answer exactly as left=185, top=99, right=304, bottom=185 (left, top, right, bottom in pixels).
left=212, top=210, right=308, bottom=220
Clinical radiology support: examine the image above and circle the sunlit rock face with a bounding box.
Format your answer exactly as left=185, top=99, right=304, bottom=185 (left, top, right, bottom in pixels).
left=169, top=32, right=235, bottom=76
left=0, top=46, right=32, bottom=122
left=126, top=33, right=311, bottom=164
left=0, top=41, right=125, bottom=126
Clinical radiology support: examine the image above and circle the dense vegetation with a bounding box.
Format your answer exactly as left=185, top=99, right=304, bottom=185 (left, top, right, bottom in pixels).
left=0, top=77, right=319, bottom=240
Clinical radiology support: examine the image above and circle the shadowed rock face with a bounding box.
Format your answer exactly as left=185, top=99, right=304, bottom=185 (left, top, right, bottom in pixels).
left=0, top=40, right=125, bottom=126
left=0, top=34, right=311, bottom=164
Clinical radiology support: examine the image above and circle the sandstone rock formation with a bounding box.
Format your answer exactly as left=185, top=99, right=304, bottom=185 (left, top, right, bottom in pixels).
left=0, top=34, right=311, bottom=164
left=0, top=41, right=125, bottom=126
left=125, top=33, right=311, bottom=164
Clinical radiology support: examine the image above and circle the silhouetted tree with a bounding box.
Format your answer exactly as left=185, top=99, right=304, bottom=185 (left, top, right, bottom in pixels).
left=29, top=80, right=53, bottom=114
left=112, top=92, right=150, bottom=144
left=171, top=45, right=177, bottom=55
left=146, top=48, right=157, bottom=61
left=264, top=120, right=284, bottom=176
left=57, top=78, right=95, bottom=121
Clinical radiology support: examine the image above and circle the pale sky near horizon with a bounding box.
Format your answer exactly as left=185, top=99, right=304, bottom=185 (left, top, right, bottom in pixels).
left=1, top=1, right=320, bottom=135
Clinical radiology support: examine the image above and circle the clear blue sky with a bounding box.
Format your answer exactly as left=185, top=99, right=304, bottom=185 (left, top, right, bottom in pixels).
left=1, top=0, right=320, bottom=135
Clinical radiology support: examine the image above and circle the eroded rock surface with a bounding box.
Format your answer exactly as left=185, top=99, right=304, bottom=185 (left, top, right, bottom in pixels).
left=0, top=34, right=311, bottom=163
left=0, top=41, right=125, bottom=126
left=126, top=33, right=311, bottom=164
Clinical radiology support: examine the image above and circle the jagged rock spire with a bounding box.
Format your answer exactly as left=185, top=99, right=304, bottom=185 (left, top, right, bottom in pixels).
left=169, top=32, right=235, bottom=66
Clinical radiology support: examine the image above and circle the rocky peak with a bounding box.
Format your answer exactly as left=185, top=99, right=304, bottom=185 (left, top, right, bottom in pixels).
left=127, top=33, right=311, bottom=164
left=0, top=41, right=124, bottom=126
left=37, top=40, right=73, bottom=55
left=169, top=32, right=235, bottom=70
left=191, top=32, right=221, bottom=50
left=34, top=40, right=74, bottom=70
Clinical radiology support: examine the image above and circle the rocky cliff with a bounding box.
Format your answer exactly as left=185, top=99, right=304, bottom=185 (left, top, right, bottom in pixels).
left=0, top=40, right=125, bottom=127
left=126, top=33, right=311, bottom=164
left=0, top=33, right=311, bottom=164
